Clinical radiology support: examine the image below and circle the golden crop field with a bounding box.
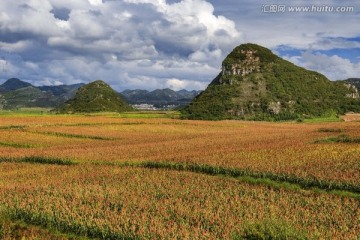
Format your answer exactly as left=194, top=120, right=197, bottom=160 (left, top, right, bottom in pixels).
left=0, top=113, right=359, bottom=239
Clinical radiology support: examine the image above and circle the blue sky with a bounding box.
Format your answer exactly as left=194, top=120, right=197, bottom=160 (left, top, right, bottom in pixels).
left=0, top=0, right=359, bottom=90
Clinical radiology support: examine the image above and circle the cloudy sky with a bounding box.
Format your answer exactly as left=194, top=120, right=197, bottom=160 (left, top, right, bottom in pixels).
left=0, top=0, right=359, bottom=91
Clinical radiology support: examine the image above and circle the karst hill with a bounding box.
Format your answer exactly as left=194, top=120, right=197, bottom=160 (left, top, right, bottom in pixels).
left=57, top=80, right=132, bottom=113
left=182, top=43, right=360, bottom=120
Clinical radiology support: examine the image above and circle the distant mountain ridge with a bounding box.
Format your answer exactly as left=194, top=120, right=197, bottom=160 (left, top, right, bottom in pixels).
left=121, top=88, right=202, bottom=107
left=0, top=78, right=33, bottom=92
left=0, top=78, right=84, bottom=109
left=38, top=83, right=84, bottom=96
left=0, top=78, right=202, bottom=110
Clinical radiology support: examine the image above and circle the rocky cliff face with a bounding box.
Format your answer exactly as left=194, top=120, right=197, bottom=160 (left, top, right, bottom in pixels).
left=221, top=49, right=260, bottom=79
left=344, top=83, right=359, bottom=98
left=343, top=78, right=360, bottom=90
left=0, top=94, right=5, bottom=109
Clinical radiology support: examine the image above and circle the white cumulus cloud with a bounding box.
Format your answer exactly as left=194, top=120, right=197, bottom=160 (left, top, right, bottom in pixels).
left=166, top=78, right=207, bottom=91
left=285, top=51, right=360, bottom=80
left=0, top=0, right=243, bottom=90
left=88, top=0, right=103, bottom=6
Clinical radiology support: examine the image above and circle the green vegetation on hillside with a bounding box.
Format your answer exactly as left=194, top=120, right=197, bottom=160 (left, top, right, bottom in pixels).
left=181, top=84, right=238, bottom=120
left=222, top=43, right=279, bottom=67
left=2, top=86, right=59, bottom=109
left=57, top=80, right=133, bottom=113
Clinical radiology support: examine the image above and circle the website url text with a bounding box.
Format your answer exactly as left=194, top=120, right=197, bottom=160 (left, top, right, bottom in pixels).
left=262, top=5, right=354, bottom=13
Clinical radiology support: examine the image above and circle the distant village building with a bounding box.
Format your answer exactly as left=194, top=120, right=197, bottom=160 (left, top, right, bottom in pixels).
left=132, top=104, right=157, bottom=110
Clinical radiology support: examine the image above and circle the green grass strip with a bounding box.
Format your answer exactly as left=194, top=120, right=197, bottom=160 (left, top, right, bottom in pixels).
left=3, top=208, right=137, bottom=240
left=0, top=156, right=77, bottom=165
left=314, top=134, right=360, bottom=143
left=0, top=209, right=91, bottom=240
left=0, top=142, right=34, bottom=148
left=43, top=122, right=121, bottom=127
left=0, top=125, right=27, bottom=130
left=56, top=122, right=146, bottom=126
left=303, top=116, right=342, bottom=123
left=317, top=128, right=345, bottom=133
left=31, top=131, right=113, bottom=140
left=113, top=161, right=360, bottom=197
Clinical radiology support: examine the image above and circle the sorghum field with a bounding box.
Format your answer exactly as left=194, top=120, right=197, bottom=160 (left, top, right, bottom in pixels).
left=0, top=113, right=359, bottom=239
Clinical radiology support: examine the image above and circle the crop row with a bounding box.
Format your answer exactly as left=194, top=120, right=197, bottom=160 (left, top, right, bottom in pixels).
left=0, top=163, right=359, bottom=239
left=0, top=156, right=75, bottom=165
left=134, top=161, right=360, bottom=194
left=0, top=155, right=358, bottom=195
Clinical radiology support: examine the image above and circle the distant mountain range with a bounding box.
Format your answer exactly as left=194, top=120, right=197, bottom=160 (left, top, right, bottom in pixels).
left=0, top=78, right=83, bottom=109
left=0, top=78, right=202, bottom=110
left=121, top=88, right=202, bottom=107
